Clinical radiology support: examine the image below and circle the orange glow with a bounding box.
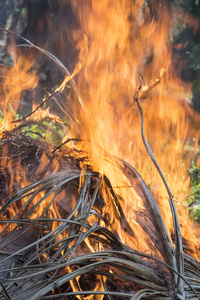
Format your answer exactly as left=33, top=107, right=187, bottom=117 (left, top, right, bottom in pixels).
left=0, top=1, right=200, bottom=296
left=29, top=105, right=64, bottom=124
left=69, top=0, right=200, bottom=257
left=0, top=53, right=38, bottom=132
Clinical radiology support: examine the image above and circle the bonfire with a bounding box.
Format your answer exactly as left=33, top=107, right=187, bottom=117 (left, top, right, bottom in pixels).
left=0, top=1, right=200, bottom=300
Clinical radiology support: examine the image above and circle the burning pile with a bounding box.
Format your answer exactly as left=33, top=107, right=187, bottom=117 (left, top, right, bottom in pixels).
left=0, top=0, right=200, bottom=299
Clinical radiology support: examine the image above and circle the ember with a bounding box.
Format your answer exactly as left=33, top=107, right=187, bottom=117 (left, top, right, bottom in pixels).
left=0, top=0, right=200, bottom=299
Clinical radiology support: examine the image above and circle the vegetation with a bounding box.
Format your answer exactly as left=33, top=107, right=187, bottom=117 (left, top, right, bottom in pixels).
left=0, top=1, right=200, bottom=299
left=188, top=162, right=200, bottom=222
left=171, top=0, right=200, bottom=110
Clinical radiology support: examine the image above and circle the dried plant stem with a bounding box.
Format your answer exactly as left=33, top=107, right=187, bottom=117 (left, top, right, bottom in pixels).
left=134, top=91, right=185, bottom=299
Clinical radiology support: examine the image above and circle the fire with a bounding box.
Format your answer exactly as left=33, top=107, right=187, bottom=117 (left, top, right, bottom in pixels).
left=69, top=0, right=200, bottom=256
left=0, top=0, right=200, bottom=298
left=0, top=0, right=199, bottom=255
left=0, top=53, right=38, bottom=132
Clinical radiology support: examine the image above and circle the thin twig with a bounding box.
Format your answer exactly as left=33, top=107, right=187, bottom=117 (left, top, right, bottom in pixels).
left=0, top=281, right=11, bottom=300
left=134, top=83, right=185, bottom=299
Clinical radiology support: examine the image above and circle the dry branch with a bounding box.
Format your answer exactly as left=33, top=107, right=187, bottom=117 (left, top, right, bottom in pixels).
left=0, top=129, right=199, bottom=300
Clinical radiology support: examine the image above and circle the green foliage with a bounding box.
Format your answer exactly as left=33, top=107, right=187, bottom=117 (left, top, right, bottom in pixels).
left=188, top=162, right=200, bottom=222
left=0, top=106, right=66, bottom=146
left=20, top=120, right=65, bottom=146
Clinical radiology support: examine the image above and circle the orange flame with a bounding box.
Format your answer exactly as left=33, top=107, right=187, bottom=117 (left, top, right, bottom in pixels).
left=0, top=53, right=38, bottom=132
left=69, top=0, right=200, bottom=257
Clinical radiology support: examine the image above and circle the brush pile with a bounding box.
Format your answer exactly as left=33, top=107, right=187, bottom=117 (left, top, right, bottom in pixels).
left=0, top=126, right=200, bottom=300
left=0, top=4, right=200, bottom=297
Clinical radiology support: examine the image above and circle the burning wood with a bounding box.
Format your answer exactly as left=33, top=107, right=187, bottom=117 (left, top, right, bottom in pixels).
left=0, top=0, right=200, bottom=299
left=1, top=129, right=200, bottom=300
